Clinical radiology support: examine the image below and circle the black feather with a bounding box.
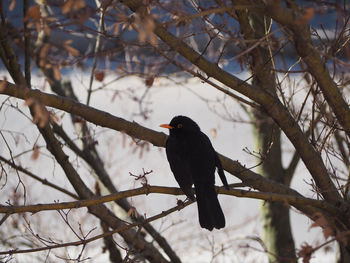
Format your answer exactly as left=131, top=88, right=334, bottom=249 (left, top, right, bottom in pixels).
left=162, top=116, right=228, bottom=230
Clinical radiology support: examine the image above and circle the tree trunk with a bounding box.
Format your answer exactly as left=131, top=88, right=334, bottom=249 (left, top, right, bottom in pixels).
left=253, top=111, right=296, bottom=263
left=234, top=7, right=298, bottom=262
left=337, top=243, right=350, bottom=263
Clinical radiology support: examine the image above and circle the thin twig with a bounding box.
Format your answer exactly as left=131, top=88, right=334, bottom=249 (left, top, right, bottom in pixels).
left=86, top=0, right=104, bottom=105
left=0, top=199, right=194, bottom=256
left=0, top=155, right=79, bottom=199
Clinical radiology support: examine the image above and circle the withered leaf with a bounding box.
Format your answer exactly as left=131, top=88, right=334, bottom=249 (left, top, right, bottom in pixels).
left=24, top=5, right=41, bottom=22
left=64, top=44, right=80, bottom=57
left=0, top=79, right=7, bottom=92
left=145, top=75, right=154, bottom=87
left=31, top=145, right=40, bottom=160
left=95, top=71, right=105, bottom=82
left=9, top=0, right=16, bottom=11
left=127, top=206, right=138, bottom=218
left=298, top=243, right=313, bottom=263
left=62, top=0, right=85, bottom=14
left=311, top=212, right=334, bottom=239
left=296, top=8, right=315, bottom=25
left=53, top=66, right=61, bottom=81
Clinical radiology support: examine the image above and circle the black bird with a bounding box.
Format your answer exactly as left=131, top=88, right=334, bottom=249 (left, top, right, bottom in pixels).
left=160, top=116, right=229, bottom=230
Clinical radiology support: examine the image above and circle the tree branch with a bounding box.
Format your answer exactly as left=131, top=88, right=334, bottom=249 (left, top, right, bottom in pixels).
left=0, top=199, right=193, bottom=256
left=0, top=185, right=341, bottom=216
left=0, top=155, right=79, bottom=199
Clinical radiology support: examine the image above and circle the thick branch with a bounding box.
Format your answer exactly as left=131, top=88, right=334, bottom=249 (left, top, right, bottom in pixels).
left=0, top=185, right=340, bottom=215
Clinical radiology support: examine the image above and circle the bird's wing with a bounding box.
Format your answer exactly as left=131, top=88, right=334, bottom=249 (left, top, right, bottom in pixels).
left=187, top=132, right=216, bottom=185
left=166, top=137, right=195, bottom=200
left=200, top=133, right=229, bottom=189
left=214, top=153, right=229, bottom=190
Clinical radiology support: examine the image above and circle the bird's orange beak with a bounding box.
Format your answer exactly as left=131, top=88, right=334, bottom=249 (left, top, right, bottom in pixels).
left=160, top=124, right=173, bottom=129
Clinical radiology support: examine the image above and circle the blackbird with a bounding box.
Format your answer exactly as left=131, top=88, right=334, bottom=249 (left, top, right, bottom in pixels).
left=160, top=115, right=229, bottom=230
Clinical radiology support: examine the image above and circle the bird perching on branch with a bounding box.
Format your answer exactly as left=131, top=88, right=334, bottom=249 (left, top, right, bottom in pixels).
left=160, top=116, right=229, bottom=231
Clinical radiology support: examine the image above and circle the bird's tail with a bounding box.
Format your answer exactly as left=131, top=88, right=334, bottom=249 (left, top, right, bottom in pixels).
left=195, top=183, right=225, bottom=231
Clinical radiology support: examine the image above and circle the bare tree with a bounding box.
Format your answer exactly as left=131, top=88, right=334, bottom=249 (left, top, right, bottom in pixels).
left=0, top=0, right=349, bottom=262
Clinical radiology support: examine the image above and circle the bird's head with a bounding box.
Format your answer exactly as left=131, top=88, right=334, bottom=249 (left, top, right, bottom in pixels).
left=160, top=115, right=200, bottom=136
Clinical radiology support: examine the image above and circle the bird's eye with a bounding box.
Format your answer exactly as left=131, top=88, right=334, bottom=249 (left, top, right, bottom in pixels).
left=177, top=124, right=183, bottom=128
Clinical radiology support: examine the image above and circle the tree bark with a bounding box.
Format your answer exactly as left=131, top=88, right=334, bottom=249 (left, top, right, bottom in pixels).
left=234, top=7, right=297, bottom=262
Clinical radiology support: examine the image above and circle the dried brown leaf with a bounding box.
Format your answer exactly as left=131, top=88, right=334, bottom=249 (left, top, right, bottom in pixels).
left=64, top=39, right=73, bottom=45
left=0, top=79, right=7, bottom=92
left=145, top=75, right=154, bottom=87
left=176, top=199, right=184, bottom=206
left=134, top=15, right=157, bottom=45
left=39, top=44, right=50, bottom=60
left=113, top=22, right=121, bottom=35
left=44, top=62, right=52, bottom=69
left=298, top=243, right=313, bottom=263
left=323, top=245, right=333, bottom=254
left=311, top=212, right=334, bottom=239
left=296, top=8, right=315, bottom=25
left=64, top=44, right=80, bottom=57
left=209, top=128, right=217, bottom=139
left=53, top=66, right=61, bottom=81
left=74, top=0, right=86, bottom=10
left=43, top=22, right=51, bottom=36
left=50, top=111, right=60, bottom=124
left=62, top=0, right=72, bottom=13
left=24, top=5, right=41, bottom=22
left=72, top=115, right=86, bottom=124
left=115, top=11, right=128, bottom=22
left=28, top=100, right=49, bottom=128
left=127, top=206, right=138, bottom=218
left=25, top=98, right=35, bottom=107
left=95, top=71, right=105, bottom=82
left=117, top=65, right=125, bottom=74
left=31, top=145, right=40, bottom=160
left=62, top=0, right=85, bottom=14
left=9, top=0, right=16, bottom=11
